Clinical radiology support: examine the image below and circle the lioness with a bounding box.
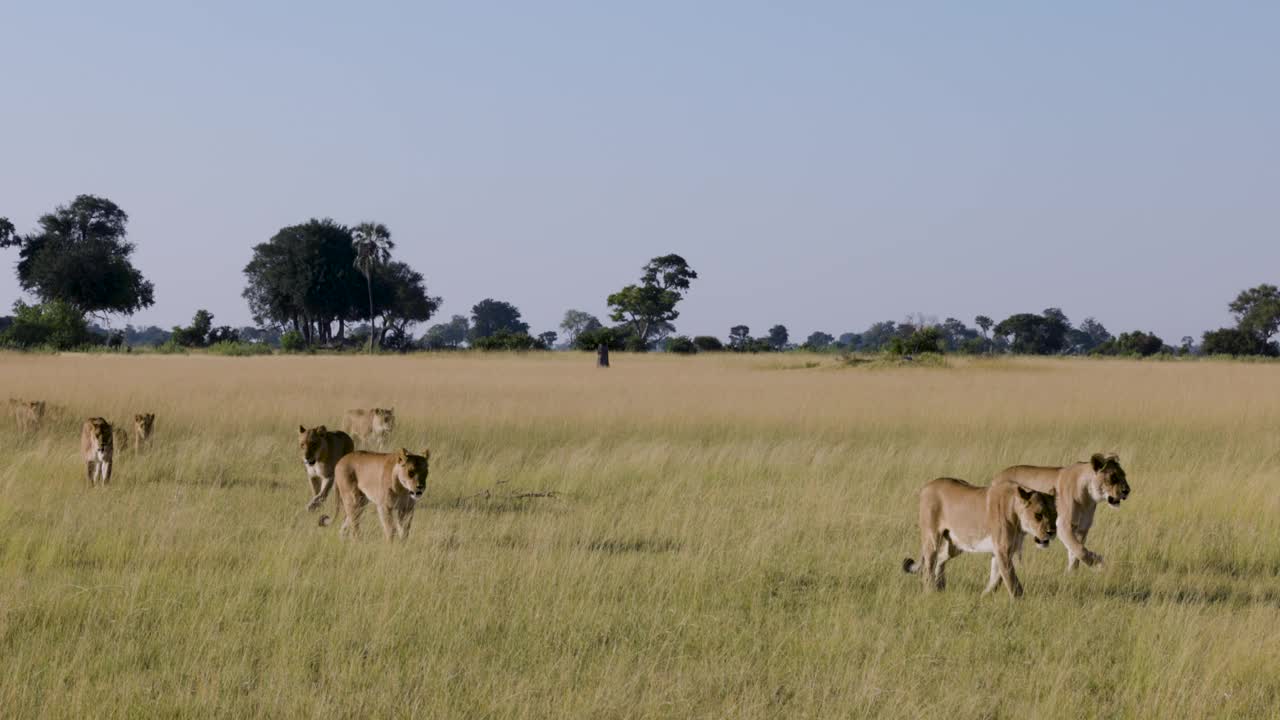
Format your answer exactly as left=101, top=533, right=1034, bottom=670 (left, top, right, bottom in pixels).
left=298, top=425, right=355, bottom=513
left=10, top=398, right=46, bottom=433
left=332, top=448, right=429, bottom=541
left=342, top=408, right=395, bottom=448
left=80, top=418, right=114, bottom=487
left=903, top=477, right=1057, bottom=598
left=994, top=453, right=1130, bottom=571
left=133, top=413, right=156, bottom=449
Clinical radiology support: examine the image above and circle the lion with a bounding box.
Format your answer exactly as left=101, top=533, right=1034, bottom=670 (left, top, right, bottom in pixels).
left=993, top=453, right=1130, bottom=571
left=10, top=398, right=46, bottom=433
left=298, top=425, right=355, bottom=513
left=341, top=407, right=395, bottom=448
left=902, top=477, right=1057, bottom=598
left=80, top=417, right=114, bottom=487
left=331, top=447, right=430, bottom=541
left=133, top=413, right=156, bottom=449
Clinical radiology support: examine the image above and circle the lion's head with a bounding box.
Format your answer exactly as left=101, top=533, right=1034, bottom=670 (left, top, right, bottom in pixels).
left=1090, top=453, right=1130, bottom=508
left=135, top=413, right=156, bottom=440
left=298, top=425, right=330, bottom=466
left=88, top=418, right=113, bottom=459
left=393, top=447, right=430, bottom=500
left=372, top=408, right=396, bottom=435
left=1014, top=485, right=1057, bottom=548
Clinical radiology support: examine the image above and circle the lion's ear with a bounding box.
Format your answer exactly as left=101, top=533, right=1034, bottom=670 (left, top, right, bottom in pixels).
left=421, top=448, right=430, bottom=461
left=1016, top=485, right=1034, bottom=501
left=299, top=425, right=307, bottom=434
left=316, top=425, right=326, bottom=434
left=1090, top=453, right=1106, bottom=471
left=397, top=448, right=409, bottom=462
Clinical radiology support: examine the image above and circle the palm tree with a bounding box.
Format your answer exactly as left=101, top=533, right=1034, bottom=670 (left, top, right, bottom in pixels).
left=352, top=222, right=394, bottom=354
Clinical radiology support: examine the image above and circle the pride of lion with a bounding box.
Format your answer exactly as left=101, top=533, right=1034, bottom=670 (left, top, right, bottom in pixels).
left=14, top=397, right=1130, bottom=590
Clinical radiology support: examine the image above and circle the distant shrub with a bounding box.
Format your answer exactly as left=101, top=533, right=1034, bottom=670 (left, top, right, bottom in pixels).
left=207, top=341, right=273, bottom=356
left=471, top=331, right=548, bottom=351
left=1200, top=327, right=1278, bottom=357
left=280, top=331, right=306, bottom=353
left=574, top=327, right=627, bottom=351
left=154, top=340, right=189, bottom=355
left=888, top=327, right=945, bottom=356
left=0, top=300, right=97, bottom=350
left=692, top=336, right=724, bottom=352
left=664, top=336, right=698, bottom=354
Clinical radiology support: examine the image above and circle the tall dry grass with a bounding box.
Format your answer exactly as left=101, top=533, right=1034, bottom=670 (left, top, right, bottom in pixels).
left=1, top=352, right=1278, bottom=718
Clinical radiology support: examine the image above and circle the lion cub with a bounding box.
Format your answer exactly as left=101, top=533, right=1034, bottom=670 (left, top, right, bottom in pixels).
left=341, top=408, right=395, bottom=449
left=332, top=448, right=430, bottom=541
left=81, top=418, right=114, bottom=487
left=10, top=398, right=46, bottom=433
left=903, top=477, right=1056, bottom=598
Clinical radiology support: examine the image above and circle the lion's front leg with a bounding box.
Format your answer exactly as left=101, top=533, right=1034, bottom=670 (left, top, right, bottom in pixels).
left=996, top=553, right=1022, bottom=598
left=395, top=505, right=415, bottom=540
left=375, top=503, right=395, bottom=541
left=982, top=557, right=1003, bottom=595
left=85, top=461, right=96, bottom=488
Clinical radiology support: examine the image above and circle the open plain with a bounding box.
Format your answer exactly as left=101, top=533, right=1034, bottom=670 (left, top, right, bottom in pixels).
left=2, top=352, right=1278, bottom=718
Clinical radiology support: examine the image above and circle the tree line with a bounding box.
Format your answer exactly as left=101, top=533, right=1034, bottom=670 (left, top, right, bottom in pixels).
left=2, top=194, right=1278, bottom=359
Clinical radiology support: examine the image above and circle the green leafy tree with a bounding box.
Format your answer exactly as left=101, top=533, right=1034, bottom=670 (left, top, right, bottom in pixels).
left=728, top=325, right=751, bottom=351
left=803, top=331, right=834, bottom=350
left=692, top=336, right=724, bottom=352
left=1229, top=284, right=1280, bottom=344
left=607, top=254, right=698, bottom=351
left=242, top=218, right=365, bottom=346
left=1201, top=327, right=1277, bottom=356
left=974, top=315, right=993, bottom=338
left=469, top=299, right=529, bottom=341
left=559, top=310, right=602, bottom=346
left=0, top=300, right=96, bottom=349
left=423, top=315, right=470, bottom=349
left=538, top=331, right=559, bottom=348
left=368, top=261, right=440, bottom=347
left=172, top=309, right=215, bottom=347
left=352, top=222, right=394, bottom=354
left=664, top=336, right=698, bottom=354
left=1067, top=317, right=1112, bottom=354
left=993, top=309, right=1070, bottom=355
left=1, top=195, right=155, bottom=318
left=766, top=325, right=789, bottom=350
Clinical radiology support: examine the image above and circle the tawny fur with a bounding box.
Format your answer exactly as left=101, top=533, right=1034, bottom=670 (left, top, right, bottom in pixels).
left=298, top=425, right=355, bottom=515
left=993, top=454, right=1130, bottom=571
left=341, top=408, right=395, bottom=449
left=332, top=448, right=430, bottom=541
left=80, top=418, right=114, bottom=487
left=903, top=477, right=1057, bottom=598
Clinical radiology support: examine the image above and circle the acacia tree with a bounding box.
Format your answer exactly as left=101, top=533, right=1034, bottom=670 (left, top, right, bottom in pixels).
left=352, top=222, right=394, bottom=354
left=0, top=195, right=155, bottom=320
left=560, top=309, right=602, bottom=346
left=767, top=325, right=789, bottom=350
left=607, top=254, right=698, bottom=350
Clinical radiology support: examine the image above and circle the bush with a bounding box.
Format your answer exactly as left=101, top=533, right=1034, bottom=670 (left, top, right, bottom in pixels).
left=1095, top=330, right=1166, bottom=357
left=664, top=336, right=698, bottom=354
left=280, top=330, right=306, bottom=353
left=471, top=331, right=548, bottom=351
left=1201, top=327, right=1278, bottom=357
left=888, top=327, right=945, bottom=356
left=692, top=336, right=724, bottom=352
left=207, top=341, right=273, bottom=356
left=574, top=327, right=627, bottom=352
left=0, top=300, right=97, bottom=350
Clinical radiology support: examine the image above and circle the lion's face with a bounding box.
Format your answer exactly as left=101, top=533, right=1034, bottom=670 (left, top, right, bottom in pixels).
left=1090, top=454, right=1130, bottom=508
left=135, top=413, right=155, bottom=439
left=26, top=401, right=45, bottom=420
left=90, top=420, right=113, bottom=459
left=373, top=408, right=396, bottom=435
left=1014, top=486, right=1057, bottom=548
left=298, top=425, right=328, bottom=466
left=394, top=448, right=430, bottom=500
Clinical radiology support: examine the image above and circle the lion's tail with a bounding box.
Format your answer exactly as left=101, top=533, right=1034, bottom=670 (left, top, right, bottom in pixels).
left=902, top=557, right=920, bottom=574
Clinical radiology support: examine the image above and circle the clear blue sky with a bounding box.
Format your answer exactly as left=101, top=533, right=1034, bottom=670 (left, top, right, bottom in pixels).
left=2, top=2, right=1277, bottom=342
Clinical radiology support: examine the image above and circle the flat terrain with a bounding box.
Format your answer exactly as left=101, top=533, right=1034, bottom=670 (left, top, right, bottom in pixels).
left=2, top=352, right=1278, bottom=718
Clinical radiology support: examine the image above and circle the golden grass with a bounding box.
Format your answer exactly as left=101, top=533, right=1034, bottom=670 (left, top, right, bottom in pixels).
left=1, top=352, right=1278, bottom=718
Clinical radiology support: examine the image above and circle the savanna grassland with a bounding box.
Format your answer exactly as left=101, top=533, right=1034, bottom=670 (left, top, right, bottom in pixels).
left=2, top=351, right=1279, bottom=719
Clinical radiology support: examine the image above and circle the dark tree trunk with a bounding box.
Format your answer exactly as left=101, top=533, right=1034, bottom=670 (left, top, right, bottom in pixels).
left=597, top=343, right=610, bottom=368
